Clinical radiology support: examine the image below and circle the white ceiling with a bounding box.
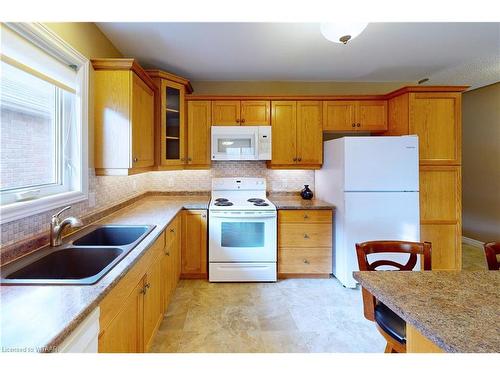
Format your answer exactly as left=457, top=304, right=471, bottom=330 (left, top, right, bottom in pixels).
left=97, top=22, right=500, bottom=89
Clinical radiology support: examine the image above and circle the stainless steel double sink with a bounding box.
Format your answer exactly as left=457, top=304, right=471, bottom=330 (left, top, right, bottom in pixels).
left=1, top=225, right=155, bottom=285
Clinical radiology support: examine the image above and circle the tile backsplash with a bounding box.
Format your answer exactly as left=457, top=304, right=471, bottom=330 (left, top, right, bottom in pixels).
left=0, top=162, right=314, bottom=247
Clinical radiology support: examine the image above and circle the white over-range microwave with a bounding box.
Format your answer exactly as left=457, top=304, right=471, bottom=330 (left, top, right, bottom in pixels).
left=211, top=126, right=272, bottom=161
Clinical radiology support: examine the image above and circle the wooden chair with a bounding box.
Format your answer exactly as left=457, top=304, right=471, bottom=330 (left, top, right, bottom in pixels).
left=484, top=242, right=500, bottom=270
left=355, top=240, right=432, bottom=353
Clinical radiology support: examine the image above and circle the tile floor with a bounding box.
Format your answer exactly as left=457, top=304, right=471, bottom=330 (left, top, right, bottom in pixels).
left=150, top=242, right=488, bottom=353
left=150, top=277, right=386, bottom=353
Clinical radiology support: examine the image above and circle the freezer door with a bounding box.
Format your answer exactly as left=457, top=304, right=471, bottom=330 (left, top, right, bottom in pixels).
left=334, top=192, right=420, bottom=288
left=344, top=136, right=419, bottom=191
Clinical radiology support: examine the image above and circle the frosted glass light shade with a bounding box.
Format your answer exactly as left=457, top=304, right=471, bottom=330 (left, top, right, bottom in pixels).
left=320, top=22, right=369, bottom=44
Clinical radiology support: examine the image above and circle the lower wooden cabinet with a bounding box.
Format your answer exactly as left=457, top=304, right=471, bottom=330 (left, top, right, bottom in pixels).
left=98, top=213, right=182, bottom=353
left=98, top=279, right=144, bottom=353
left=181, top=209, right=208, bottom=279
left=278, top=209, right=333, bottom=278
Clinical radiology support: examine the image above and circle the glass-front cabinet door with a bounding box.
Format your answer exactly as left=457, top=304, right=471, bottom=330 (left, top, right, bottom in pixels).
left=161, top=80, right=185, bottom=167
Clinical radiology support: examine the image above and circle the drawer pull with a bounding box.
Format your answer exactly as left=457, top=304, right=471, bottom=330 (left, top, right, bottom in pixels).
left=303, top=214, right=309, bottom=219
left=304, top=234, right=310, bottom=239
left=170, top=228, right=175, bottom=233
left=165, top=251, right=170, bottom=256
left=139, top=286, right=147, bottom=295
left=145, top=282, right=151, bottom=289
left=303, top=259, right=310, bottom=264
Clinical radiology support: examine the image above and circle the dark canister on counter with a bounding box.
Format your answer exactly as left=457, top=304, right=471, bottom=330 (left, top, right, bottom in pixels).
left=300, top=185, right=313, bottom=200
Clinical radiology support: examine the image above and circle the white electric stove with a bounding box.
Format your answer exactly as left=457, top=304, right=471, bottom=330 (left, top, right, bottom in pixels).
left=209, top=178, right=277, bottom=282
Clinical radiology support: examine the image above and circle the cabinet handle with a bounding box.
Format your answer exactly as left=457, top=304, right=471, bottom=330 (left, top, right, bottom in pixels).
left=303, top=214, right=309, bottom=219
left=298, top=157, right=302, bottom=162
left=352, top=123, right=356, bottom=128
left=139, top=286, right=147, bottom=295
left=241, top=119, right=245, bottom=123
left=236, top=119, right=240, bottom=123
left=145, top=282, right=151, bottom=289
left=357, top=123, right=361, bottom=127
left=133, top=157, right=139, bottom=162
left=170, top=228, right=175, bottom=233
left=202, top=214, right=206, bottom=218
left=303, top=259, right=310, bottom=264
left=293, top=157, right=297, bottom=162
left=304, top=234, right=310, bottom=239
left=188, top=157, right=192, bottom=162
left=165, top=251, right=170, bottom=256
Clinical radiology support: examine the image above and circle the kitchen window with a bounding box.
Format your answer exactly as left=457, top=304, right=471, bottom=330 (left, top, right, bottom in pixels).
left=0, top=23, right=89, bottom=223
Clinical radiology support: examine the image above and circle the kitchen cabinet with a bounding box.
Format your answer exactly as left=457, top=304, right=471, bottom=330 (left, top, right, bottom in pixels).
left=212, top=100, right=270, bottom=125
left=186, top=101, right=211, bottom=168
left=98, top=226, right=169, bottom=353
left=92, top=59, right=156, bottom=176
left=278, top=210, right=333, bottom=278
left=161, top=215, right=181, bottom=309
left=270, top=101, right=322, bottom=169
left=323, top=100, right=387, bottom=132
left=181, top=209, right=208, bottom=279
left=146, top=70, right=193, bottom=169
left=385, top=89, right=464, bottom=270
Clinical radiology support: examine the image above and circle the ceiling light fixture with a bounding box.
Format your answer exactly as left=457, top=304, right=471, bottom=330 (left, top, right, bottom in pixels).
left=320, top=22, right=369, bottom=44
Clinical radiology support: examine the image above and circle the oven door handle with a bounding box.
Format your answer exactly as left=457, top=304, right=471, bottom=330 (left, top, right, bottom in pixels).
left=210, top=212, right=277, bottom=219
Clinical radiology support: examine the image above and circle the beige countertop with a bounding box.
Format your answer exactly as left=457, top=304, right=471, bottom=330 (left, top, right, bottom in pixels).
left=0, top=195, right=209, bottom=352
left=353, top=270, right=500, bottom=353
left=268, top=195, right=335, bottom=210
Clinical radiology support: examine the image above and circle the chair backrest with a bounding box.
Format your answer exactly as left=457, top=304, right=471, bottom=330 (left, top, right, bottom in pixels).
left=484, top=242, right=500, bottom=271
left=355, top=240, right=432, bottom=321
left=356, top=240, right=432, bottom=272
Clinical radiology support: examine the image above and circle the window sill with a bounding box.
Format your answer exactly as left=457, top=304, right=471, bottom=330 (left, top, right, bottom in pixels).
left=0, top=190, right=87, bottom=224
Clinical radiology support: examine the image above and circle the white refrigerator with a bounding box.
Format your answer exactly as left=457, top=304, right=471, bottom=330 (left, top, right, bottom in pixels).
left=315, top=136, right=420, bottom=288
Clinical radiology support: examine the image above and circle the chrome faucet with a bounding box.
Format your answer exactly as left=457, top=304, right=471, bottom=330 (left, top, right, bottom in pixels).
left=50, top=206, right=83, bottom=246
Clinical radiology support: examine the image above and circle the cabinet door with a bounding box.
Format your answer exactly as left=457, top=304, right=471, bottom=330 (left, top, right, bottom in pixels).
left=420, top=223, right=461, bottom=270
left=409, top=93, right=461, bottom=165
left=357, top=100, right=388, bottom=132
left=271, top=101, right=297, bottom=165
left=143, top=255, right=163, bottom=351
left=187, top=101, right=211, bottom=167
left=296, top=101, right=323, bottom=166
left=161, top=80, right=186, bottom=167
left=323, top=101, right=357, bottom=131
left=241, top=100, right=271, bottom=125
left=181, top=210, right=208, bottom=278
left=212, top=100, right=240, bottom=125
left=98, top=279, right=144, bottom=353
left=160, top=242, right=173, bottom=312
left=131, top=73, right=155, bottom=168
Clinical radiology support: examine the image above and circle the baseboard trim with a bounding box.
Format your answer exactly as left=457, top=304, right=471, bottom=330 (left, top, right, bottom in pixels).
left=462, top=236, right=484, bottom=249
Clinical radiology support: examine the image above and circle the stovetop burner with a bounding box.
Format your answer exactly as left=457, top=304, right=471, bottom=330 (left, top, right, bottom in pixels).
left=215, top=198, right=229, bottom=202
left=214, top=201, right=234, bottom=206
left=248, top=198, right=265, bottom=203
left=253, top=202, right=269, bottom=207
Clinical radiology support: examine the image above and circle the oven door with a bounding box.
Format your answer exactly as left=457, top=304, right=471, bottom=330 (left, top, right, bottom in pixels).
left=209, top=211, right=277, bottom=262
left=211, top=126, right=258, bottom=160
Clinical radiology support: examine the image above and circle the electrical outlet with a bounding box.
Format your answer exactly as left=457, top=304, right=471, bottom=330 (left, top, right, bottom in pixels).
left=88, top=192, right=96, bottom=208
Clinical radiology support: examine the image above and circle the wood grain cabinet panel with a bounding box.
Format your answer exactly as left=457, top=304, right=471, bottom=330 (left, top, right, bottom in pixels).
left=323, top=101, right=357, bottom=131
left=297, top=101, right=323, bottom=166
left=409, top=93, right=461, bottom=165
left=357, top=100, right=388, bottom=132
left=187, top=101, right=211, bottom=167
left=181, top=210, right=208, bottom=279
left=420, top=223, right=461, bottom=270
left=241, top=100, right=270, bottom=125
left=420, top=166, right=461, bottom=222
left=279, top=209, right=332, bottom=223
left=212, top=100, right=240, bottom=125
left=143, top=255, right=163, bottom=351
left=270, top=101, right=297, bottom=165
left=279, top=248, right=332, bottom=274
left=131, top=73, right=155, bottom=168
left=98, top=279, right=144, bottom=353
left=279, top=223, right=332, bottom=248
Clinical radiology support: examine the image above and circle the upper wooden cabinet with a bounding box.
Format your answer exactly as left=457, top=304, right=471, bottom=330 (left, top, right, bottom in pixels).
left=270, top=101, right=322, bottom=168
left=92, top=59, right=156, bottom=176
left=409, top=93, right=461, bottom=165
left=212, top=100, right=270, bottom=125
left=186, top=101, right=211, bottom=168
left=146, top=70, right=192, bottom=169
left=323, top=100, right=387, bottom=132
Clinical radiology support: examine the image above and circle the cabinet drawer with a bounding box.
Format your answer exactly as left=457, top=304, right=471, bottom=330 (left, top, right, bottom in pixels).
left=279, top=223, right=332, bottom=248
left=165, top=215, right=180, bottom=246
left=278, top=210, right=332, bottom=223
left=279, top=248, right=332, bottom=274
